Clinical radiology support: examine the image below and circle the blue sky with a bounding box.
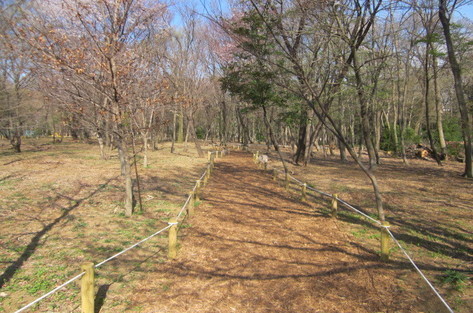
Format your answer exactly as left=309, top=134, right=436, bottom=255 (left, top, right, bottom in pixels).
left=170, top=1, right=473, bottom=27
left=456, top=4, right=473, bottom=20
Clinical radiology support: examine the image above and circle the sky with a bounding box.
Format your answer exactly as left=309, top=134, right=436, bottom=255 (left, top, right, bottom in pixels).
left=170, top=1, right=473, bottom=27
left=456, top=4, right=473, bottom=20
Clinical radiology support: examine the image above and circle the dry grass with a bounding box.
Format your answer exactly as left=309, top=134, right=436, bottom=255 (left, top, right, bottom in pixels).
left=258, top=145, right=473, bottom=312
left=1, top=140, right=471, bottom=312
left=0, top=138, right=210, bottom=312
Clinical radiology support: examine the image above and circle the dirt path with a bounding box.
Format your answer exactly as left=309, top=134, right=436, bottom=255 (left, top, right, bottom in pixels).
left=132, top=152, right=424, bottom=313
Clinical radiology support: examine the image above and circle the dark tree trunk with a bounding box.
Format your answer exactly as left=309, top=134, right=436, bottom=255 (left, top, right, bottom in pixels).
left=439, top=1, right=472, bottom=177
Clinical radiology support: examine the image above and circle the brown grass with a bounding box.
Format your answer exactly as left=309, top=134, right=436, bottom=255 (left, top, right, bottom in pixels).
left=257, top=145, right=473, bottom=312
left=0, top=138, right=209, bottom=312
left=1, top=140, right=471, bottom=312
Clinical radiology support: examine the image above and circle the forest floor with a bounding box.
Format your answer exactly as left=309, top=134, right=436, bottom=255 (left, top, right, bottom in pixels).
left=0, top=140, right=471, bottom=312
left=132, top=150, right=470, bottom=313
left=0, top=138, right=210, bottom=312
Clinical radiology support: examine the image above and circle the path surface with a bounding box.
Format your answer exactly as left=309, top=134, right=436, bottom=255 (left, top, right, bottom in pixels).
left=133, top=152, right=421, bottom=313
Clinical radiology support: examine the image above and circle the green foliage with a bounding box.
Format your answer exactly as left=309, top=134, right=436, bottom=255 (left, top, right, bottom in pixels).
left=437, top=270, right=470, bottom=291
left=196, top=126, right=205, bottom=140
left=440, top=116, right=463, bottom=142
left=380, top=126, right=421, bottom=152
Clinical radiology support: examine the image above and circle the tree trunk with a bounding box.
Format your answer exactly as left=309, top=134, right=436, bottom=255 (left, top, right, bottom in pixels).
left=171, top=111, right=177, bottom=153
left=353, top=50, right=377, bottom=170
left=117, top=139, right=134, bottom=216
left=143, top=133, right=148, bottom=168
left=433, top=46, right=447, bottom=156
left=294, top=110, right=307, bottom=164
left=424, top=43, right=442, bottom=166
left=187, top=113, right=204, bottom=158
left=177, top=108, right=184, bottom=143
left=262, top=105, right=288, bottom=173
left=97, top=131, right=107, bottom=160
left=439, top=1, right=473, bottom=177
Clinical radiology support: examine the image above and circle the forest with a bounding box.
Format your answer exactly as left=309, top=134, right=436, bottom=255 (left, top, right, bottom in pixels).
left=0, top=0, right=472, bottom=312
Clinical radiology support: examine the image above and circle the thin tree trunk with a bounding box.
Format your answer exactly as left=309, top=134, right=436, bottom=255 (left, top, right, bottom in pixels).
left=262, top=105, right=287, bottom=173
left=117, top=139, right=133, bottom=217
left=171, top=111, right=177, bottom=153
left=424, top=43, right=442, bottom=166
left=433, top=52, right=447, bottom=156
left=187, top=113, right=204, bottom=157
left=143, top=133, right=148, bottom=168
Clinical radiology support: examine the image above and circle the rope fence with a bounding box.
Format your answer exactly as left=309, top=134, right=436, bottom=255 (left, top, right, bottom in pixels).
left=252, top=150, right=455, bottom=313
left=13, top=147, right=229, bottom=313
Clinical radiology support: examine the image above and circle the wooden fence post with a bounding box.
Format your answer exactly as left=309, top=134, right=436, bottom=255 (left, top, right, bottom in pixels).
left=168, top=217, right=178, bottom=259
left=195, top=180, right=201, bottom=202
left=203, top=170, right=209, bottom=186
left=187, top=193, right=194, bottom=217
left=190, top=190, right=195, bottom=207
left=81, top=262, right=95, bottom=313
left=255, top=151, right=259, bottom=163
left=301, top=183, right=307, bottom=201
left=380, top=221, right=390, bottom=261
left=207, top=151, right=211, bottom=161
left=273, top=169, right=277, bottom=181
left=331, top=194, right=338, bottom=218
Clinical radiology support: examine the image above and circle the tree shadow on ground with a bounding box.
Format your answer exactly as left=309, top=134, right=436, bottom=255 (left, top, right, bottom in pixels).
left=0, top=178, right=115, bottom=289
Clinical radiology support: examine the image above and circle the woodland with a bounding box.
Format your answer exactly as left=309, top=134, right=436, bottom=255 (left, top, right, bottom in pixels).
left=0, top=1, right=472, bottom=312
left=1, top=0, right=472, bottom=218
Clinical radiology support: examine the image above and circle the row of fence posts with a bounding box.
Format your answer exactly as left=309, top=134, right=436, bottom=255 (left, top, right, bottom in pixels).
left=78, top=148, right=227, bottom=313
left=253, top=150, right=391, bottom=262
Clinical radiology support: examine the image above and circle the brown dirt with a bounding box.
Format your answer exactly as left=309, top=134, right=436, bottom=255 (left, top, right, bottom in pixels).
left=132, top=152, right=430, bottom=313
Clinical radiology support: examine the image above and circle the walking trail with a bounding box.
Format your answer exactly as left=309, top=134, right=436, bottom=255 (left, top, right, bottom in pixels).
left=132, top=151, right=422, bottom=313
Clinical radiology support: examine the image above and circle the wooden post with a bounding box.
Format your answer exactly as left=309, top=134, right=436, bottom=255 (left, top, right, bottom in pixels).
left=207, top=151, right=211, bottom=161
left=331, top=194, right=338, bottom=218
left=187, top=193, right=194, bottom=217
left=380, top=221, right=390, bottom=261
left=195, top=180, right=201, bottom=202
left=203, top=170, right=209, bottom=186
left=168, top=218, right=178, bottom=259
left=81, top=262, right=95, bottom=313
left=273, top=169, right=277, bottom=181
left=301, top=183, right=307, bottom=201
left=190, top=190, right=195, bottom=207
left=255, top=151, right=259, bottom=163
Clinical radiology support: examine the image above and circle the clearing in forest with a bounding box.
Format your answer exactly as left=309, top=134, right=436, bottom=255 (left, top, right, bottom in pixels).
left=132, top=151, right=434, bottom=313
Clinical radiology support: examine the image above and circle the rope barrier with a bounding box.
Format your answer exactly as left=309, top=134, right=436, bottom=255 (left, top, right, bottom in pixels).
left=337, top=198, right=382, bottom=226
left=177, top=193, right=193, bottom=219
left=261, top=156, right=454, bottom=313
left=13, top=273, right=85, bottom=313
left=305, top=185, right=333, bottom=198
left=386, top=228, right=455, bottom=313
left=13, top=148, right=225, bottom=313
left=95, top=225, right=172, bottom=268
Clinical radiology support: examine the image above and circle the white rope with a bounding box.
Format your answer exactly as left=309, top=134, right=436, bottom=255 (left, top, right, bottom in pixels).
left=13, top=156, right=222, bottom=313
left=177, top=193, right=193, bottom=219
left=337, top=199, right=382, bottom=226
left=199, top=170, right=207, bottom=181
left=386, top=228, right=455, bottom=313
left=306, top=185, right=332, bottom=197
left=95, top=225, right=172, bottom=268
left=13, top=272, right=85, bottom=313
left=290, top=175, right=304, bottom=185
